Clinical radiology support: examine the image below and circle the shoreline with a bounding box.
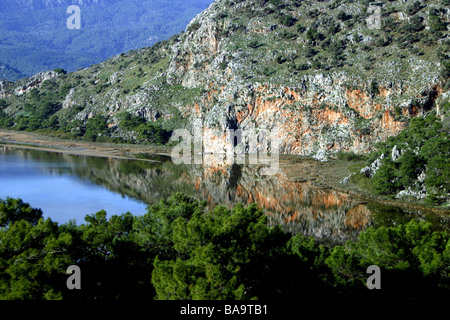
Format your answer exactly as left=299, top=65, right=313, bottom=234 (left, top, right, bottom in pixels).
left=0, top=143, right=162, bottom=163
left=0, top=129, right=170, bottom=162
left=1, top=129, right=448, bottom=215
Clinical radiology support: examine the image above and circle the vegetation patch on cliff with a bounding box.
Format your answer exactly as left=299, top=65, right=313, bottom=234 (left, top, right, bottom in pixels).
left=344, top=103, right=450, bottom=207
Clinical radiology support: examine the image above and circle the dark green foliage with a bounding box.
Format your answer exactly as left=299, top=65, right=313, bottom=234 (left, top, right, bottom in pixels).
left=306, top=28, right=325, bottom=43
left=248, top=40, right=262, bottom=48
left=370, top=116, right=449, bottom=204
left=326, top=20, right=340, bottom=36
left=279, top=29, right=296, bottom=39
left=371, top=158, right=398, bottom=195
left=336, top=151, right=366, bottom=162
left=308, top=8, right=319, bottom=18
left=406, top=1, right=423, bottom=15
left=0, top=218, right=73, bottom=299
left=187, top=21, right=202, bottom=34
left=441, top=60, right=450, bottom=83
left=13, top=115, right=30, bottom=131
left=83, top=114, right=109, bottom=142
left=54, top=69, right=67, bottom=75
left=337, top=10, right=351, bottom=21
left=397, top=149, right=424, bottom=185
left=369, top=80, right=380, bottom=96
left=404, top=15, right=424, bottom=33
left=328, top=39, right=346, bottom=57
left=326, top=220, right=450, bottom=296
left=0, top=198, right=43, bottom=228
left=74, top=210, right=155, bottom=300
left=296, top=24, right=306, bottom=33
left=59, top=83, right=73, bottom=97
left=0, top=195, right=448, bottom=301
left=119, top=112, right=145, bottom=130
left=151, top=200, right=295, bottom=300
left=7, top=80, right=66, bottom=131
left=119, top=112, right=172, bottom=145
left=0, top=109, right=13, bottom=128
left=304, top=47, right=318, bottom=58
left=276, top=55, right=287, bottom=64
left=136, top=122, right=172, bottom=145
left=383, top=16, right=397, bottom=33
left=279, top=14, right=297, bottom=27
left=429, top=13, right=447, bottom=32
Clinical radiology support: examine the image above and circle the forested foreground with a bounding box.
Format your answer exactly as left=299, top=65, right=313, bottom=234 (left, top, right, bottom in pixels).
left=0, top=194, right=448, bottom=302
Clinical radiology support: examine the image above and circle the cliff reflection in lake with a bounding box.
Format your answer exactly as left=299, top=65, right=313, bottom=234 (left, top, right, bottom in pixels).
left=1, top=147, right=446, bottom=243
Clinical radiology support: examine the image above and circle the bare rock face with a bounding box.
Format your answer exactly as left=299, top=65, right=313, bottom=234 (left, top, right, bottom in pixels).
left=0, top=81, right=11, bottom=98
left=360, top=154, right=385, bottom=178
left=391, top=145, right=402, bottom=162
left=13, top=71, right=61, bottom=96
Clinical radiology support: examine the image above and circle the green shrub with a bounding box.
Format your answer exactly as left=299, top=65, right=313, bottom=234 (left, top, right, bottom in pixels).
left=280, top=15, right=297, bottom=27
left=337, top=10, right=351, bottom=21
left=53, top=68, right=67, bottom=74
left=429, top=13, right=446, bottom=32
left=248, top=39, right=262, bottom=48
left=406, top=1, right=423, bottom=15
left=0, top=109, right=13, bottom=128
left=336, top=151, right=366, bottom=162
left=119, top=112, right=171, bottom=145
left=83, top=114, right=109, bottom=142
left=369, top=116, right=449, bottom=204
left=306, top=28, right=325, bottom=43
left=187, top=21, right=201, bottom=33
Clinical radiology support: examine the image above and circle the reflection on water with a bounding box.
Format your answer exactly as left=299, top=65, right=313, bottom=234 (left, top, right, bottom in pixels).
left=0, top=147, right=149, bottom=223
left=1, top=147, right=447, bottom=243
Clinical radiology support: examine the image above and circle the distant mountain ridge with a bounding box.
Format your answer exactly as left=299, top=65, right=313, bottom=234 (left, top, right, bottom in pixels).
left=0, top=62, right=24, bottom=81
left=0, top=0, right=117, bottom=10
left=0, top=0, right=214, bottom=79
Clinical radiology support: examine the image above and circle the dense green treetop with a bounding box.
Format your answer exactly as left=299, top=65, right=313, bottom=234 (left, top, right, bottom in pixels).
left=0, top=194, right=448, bottom=302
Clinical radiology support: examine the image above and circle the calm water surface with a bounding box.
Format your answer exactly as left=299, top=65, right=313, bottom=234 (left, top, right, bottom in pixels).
left=0, top=147, right=148, bottom=223
left=0, top=146, right=447, bottom=243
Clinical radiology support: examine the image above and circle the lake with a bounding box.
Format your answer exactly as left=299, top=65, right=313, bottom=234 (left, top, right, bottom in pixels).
left=0, top=146, right=447, bottom=243
left=0, top=146, right=149, bottom=223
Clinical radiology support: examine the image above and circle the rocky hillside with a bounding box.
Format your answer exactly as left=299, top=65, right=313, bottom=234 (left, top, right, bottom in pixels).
left=0, top=0, right=449, bottom=160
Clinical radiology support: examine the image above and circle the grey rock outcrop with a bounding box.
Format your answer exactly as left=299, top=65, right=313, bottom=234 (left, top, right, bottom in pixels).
left=360, top=153, right=385, bottom=178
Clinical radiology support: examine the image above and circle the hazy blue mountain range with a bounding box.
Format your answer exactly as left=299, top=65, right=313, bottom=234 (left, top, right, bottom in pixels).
left=0, top=0, right=214, bottom=80
left=0, top=61, right=25, bottom=81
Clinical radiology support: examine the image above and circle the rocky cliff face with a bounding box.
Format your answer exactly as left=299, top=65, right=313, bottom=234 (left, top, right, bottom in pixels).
left=164, top=0, right=448, bottom=160
left=1, top=0, right=448, bottom=160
